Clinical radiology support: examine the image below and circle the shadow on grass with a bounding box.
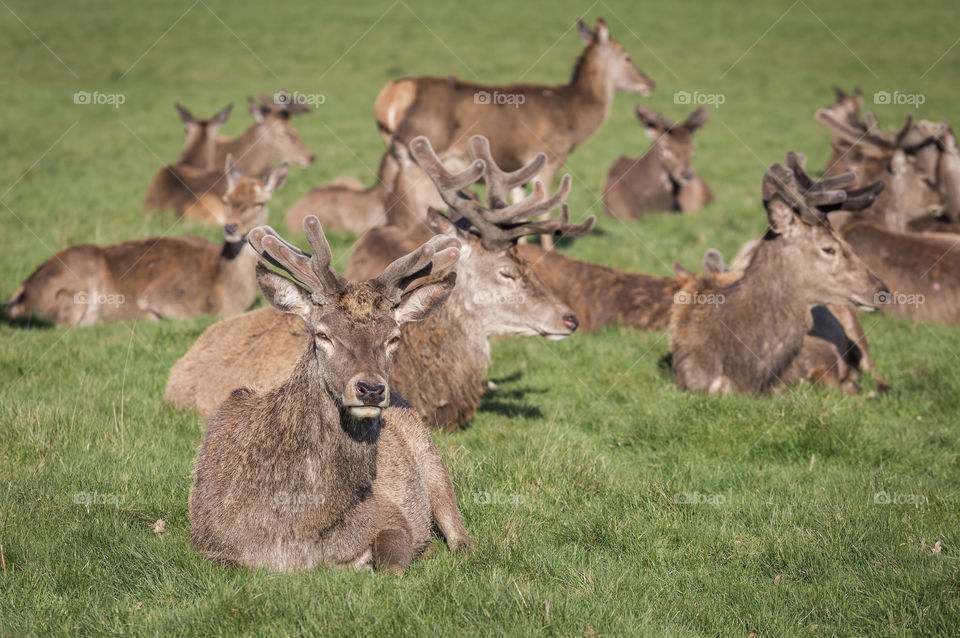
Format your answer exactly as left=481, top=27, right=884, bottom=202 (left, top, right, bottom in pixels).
left=0, top=306, right=54, bottom=329
left=478, top=370, right=546, bottom=419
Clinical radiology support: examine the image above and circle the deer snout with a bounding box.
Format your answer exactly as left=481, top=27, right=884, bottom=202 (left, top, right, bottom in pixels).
left=563, top=314, right=579, bottom=332
left=853, top=274, right=890, bottom=311
left=355, top=380, right=386, bottom=406
left=307, top=153, right=316, bottom=164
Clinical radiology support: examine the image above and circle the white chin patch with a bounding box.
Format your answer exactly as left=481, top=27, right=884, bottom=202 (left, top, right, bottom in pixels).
left=348, top=406, right=382, bottom=419
left=545, top=334, right=569, bottom=341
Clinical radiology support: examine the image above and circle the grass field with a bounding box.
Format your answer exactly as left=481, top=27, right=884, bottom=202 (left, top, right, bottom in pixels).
left=2, top=0, right=960, bottom=635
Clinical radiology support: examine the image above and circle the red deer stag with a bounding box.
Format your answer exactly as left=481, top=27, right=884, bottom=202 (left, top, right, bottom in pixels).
left=669, top=153, right=888, bottom=394
left=375, top=18, right=654, bottom=248
left=602, top=106, right=712, bottom=219
left=166, top=135, right=593, bottom=429
left=9, top=161, right=287, bottom=325
left=191, top=217, right=472, bottom=573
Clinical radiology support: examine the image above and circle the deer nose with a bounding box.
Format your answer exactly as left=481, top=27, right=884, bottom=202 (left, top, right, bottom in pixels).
left=223, top=223, right=238, bottom=236
left=307, top=154, right=317, bottom=164
left=355, top=381, right=386, bottom=406
left=563, top=314, right=579, bottom=332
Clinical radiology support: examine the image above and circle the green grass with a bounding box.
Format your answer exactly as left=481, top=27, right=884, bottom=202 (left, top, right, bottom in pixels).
left=2, top=0, right=960, bottom=635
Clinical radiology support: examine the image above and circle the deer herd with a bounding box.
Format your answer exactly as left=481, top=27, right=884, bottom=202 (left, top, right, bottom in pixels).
left=7, top=19, right=960, bottom=574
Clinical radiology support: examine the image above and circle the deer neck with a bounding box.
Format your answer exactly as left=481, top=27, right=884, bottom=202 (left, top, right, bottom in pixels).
left=564, top=47, right=615, bottom=141
left=223, top=124, right=273, bottom=175
left=215, top=239, right=260, bottom=315
left=273, top=349, right=381, bottom=529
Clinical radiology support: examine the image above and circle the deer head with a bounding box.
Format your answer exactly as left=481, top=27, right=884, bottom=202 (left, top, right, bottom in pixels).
left=246, top=91, right=316, bottom=167
left=175, top=102, right=232, bottom=168
left=248, top=217, right=460, bottom=419
left=761, top=152, right=888, bottom=309
left=635, top=105, right=708, bottom=183
left=410, top=134, right=595, bottom=339
left=577, top=18, right=655, bottom=97
left=222, top=155, right=288, bottom=241
left=815, top=109, right=944, bottom=229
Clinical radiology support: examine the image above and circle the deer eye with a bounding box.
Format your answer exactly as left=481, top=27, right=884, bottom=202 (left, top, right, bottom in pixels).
left=387, top=335, right=401, bottom=346
left=821, top=246, right=837, bottom=256
left=315, top=332, right=331, bottom=342
left=498, top=268, right=518, bottom=280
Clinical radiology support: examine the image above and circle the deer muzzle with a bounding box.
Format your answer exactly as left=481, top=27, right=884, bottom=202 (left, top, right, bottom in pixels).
left=344, top=376, right=389, bottom=418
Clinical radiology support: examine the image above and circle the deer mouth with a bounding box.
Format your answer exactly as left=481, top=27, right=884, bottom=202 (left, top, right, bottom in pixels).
left=347, top=406, right=383, bottom=419
left=849, top=295, right=878, bottom=312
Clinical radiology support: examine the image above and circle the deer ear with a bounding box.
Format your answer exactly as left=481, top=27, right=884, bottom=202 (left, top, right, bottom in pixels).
left=265, top=163, right=289, bottom=195
left=702, top=249, right=727, bottom=274
left=595, top=18, right=610, bottom=43
left=427, top=208, right=458, bottom=235
left=256, top=263, right=313, bottom=319
left=577, top=19, right=594, bottom=43
left=248, top=97, right=265, bottom=124
left=685, top=107, right=709, bottom=132
left=673, top=261, right=694, bottom=278
left=766, top=199, right=799, bottom=236
left=175, top=103, right=195, bottom=124
left=212, top=103, right=233, bottom=126
left=225, top=154, right=241, bottom=192
left=394, top=272, right=457, bottom=325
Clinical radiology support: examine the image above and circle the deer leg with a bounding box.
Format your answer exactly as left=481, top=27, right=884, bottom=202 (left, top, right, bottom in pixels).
left=371, top=502, right=415, bottom=574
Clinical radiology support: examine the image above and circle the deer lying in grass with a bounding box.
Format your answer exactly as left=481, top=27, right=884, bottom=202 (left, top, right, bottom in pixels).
left=166, top=136, right=592, bottom=428
left=375, top=18, right=653, bottom=249
left=816, top=109, right=943, bottom=231
left=144, top=93, right=313, bottom=223
left=515, top=242, right=888, bottom=392
left=190, top=217, right=472, bottom=573
left=602, top=106, right=712, bottom=219
left=669, top=153, right=888, bottom=394
left=284, top=141, right=444, bottom=233
left=8, top=162, right=287, bottom=326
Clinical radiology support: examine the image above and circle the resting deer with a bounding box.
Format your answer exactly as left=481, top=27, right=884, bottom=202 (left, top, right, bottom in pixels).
left=816, top=109, right=943, bottom=231
left=145, top=93, right=313, bottom=223
left=190, top=217, right=472, bottom=573
left=602, top=106, right=712, bottom=219
left=515, top=242, right=887, bottom=392
left=171, top=103, right=233, bottom=169
left=669, top=153, right=888, bottom=394
left=166, top=136, right=593, bottom=429
left=8, top=161, right=287, bottom=326
left=284, top=141, right=444, bottom=233
left=375, top=17, right=653, bottom=248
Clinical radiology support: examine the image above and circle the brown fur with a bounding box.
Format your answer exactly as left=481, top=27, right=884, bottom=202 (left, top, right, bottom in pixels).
left=189, top=220, right=471, bottom=572
left=145, top=96, right=313, bottom=222
left=374, top=19, right=653, bottom=249
left=603, top=106, right=712, bottom=219
left=669, top=157, right=888, bottom=395
left=8, top=165, right=287, bottom=326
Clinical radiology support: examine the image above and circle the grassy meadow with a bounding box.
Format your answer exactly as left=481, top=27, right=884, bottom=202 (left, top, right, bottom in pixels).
left=1, top=0, right=959, bottom=635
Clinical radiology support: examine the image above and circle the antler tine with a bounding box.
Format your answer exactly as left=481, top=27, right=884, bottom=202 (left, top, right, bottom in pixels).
left=247, top=225, right=328, bottom=295
left=894, top=113, right=916, bottom=148
left=763, top=163, right=836, bottom=225
left=467, top=136, right=546, bottom=207
left=301, top=216, right=348, bottom=291
left=490, top=174, right=573, bottom=225
left=372, top=236, right=462, bottom=301
left=488, top=204, right=596, bottom=245
left=819, top=181, right=885, bottom=212
left=409, top=136, right=486, bottom=201
left=785, top=152, right=856, bottom=194
left=815, top=109, right=891, bottom=157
